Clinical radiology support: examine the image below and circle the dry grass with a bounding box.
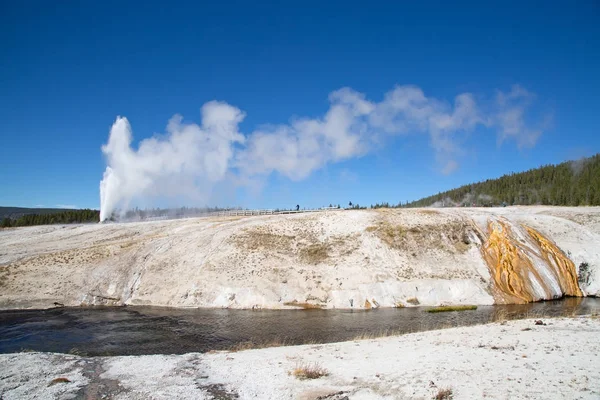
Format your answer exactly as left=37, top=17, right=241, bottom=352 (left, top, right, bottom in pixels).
left=452, top=240, right=470, bottom=253
left=489, top=308, right=593, bottom=325
left=417, top=209, right=440, bottom=215
left=523, top=310, right=553, bottom=319
left=365, top=222, right=406, bottom=248
left=235, top=231, right=295, bottom=251
left=558, top=309, right=578, bottom=318
left=491, top=309, right=509, bottom=323
left=226, top=337, right=320, bottom=352
left=290, top=363, right=329, bottom=380
left=434, top=387, right=453, bottom=399
left=283, top=300, right=324, bottom=309
left=233, top=227, right=356, bottom=264
left=299, top=243, right=330, bottom=264
left=352, top=328, right=404, bottom=341
left=427, top=305, right=477, bottom=313
left=0, top=268, right=9, bottom=288
left=119, top=240, right=138, bottom=249
left=227, top=340, right=288, bottom=352
left=365, top=219, right=474, bottom=254
left=68, top=347, right=88, bottom=356
left=7, top=246, right=111, bottom=271
left=19, top=348, right=36, bottom=353
left=382, top=223, right=407, bottom=247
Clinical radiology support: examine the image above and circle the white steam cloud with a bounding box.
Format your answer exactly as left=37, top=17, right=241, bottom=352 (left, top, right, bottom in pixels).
left=99, top=84, right=547, bottom=221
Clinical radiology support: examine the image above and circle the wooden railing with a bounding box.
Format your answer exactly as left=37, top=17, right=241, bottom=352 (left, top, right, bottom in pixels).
left=214, top=207, right=341, bottom=217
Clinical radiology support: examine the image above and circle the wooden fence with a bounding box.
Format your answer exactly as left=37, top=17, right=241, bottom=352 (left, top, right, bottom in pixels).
left=214, top=207, right=341, bottom=217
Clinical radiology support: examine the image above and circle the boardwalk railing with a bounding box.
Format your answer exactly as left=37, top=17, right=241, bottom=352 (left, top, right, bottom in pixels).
left=117, top=207, right=344, bottom=223
left=214, top=207, right=341, bottom=217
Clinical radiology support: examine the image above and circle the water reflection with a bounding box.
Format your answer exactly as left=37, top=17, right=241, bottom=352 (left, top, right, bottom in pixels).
left=0, top=297, right=597, bottom=356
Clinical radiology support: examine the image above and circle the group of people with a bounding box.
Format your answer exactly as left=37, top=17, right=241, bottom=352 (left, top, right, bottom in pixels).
left=294, top=201, right=353, bottom=211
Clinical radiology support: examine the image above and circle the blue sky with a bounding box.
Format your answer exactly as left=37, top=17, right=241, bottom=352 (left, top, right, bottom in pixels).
left=1, top=1, right=599, bottom=211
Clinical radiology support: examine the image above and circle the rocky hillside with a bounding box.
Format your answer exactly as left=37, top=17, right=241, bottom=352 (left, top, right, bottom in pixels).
left=0, top=207, right=598, bottom=310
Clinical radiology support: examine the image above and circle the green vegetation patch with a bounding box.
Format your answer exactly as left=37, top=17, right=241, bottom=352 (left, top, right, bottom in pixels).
left=427, top=305, right=477, bottom=313
left=1, top=208, right=99, bottom=227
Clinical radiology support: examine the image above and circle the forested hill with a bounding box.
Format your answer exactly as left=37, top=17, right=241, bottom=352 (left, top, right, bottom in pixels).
left=405, top=154, right=600, bottom=208
left=0, top=206, right=78, bottom=220
left=1, top=207, right=99, bottom=228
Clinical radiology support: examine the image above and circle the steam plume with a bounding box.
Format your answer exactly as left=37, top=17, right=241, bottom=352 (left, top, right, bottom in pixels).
left=100, top=84, right=547, bottom=221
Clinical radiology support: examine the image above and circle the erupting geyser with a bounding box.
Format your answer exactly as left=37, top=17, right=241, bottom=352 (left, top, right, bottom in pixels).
left=98, top=85, right=546, bottom=221
left=98, top=102, right=246, bottom=222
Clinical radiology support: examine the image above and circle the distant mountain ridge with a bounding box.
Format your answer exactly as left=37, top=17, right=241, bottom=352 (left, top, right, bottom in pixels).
left=405, top=153, right=600, bottom=207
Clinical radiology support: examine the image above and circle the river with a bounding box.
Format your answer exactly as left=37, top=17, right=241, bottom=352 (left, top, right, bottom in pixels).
left=1, top=297, right=598, bottom=356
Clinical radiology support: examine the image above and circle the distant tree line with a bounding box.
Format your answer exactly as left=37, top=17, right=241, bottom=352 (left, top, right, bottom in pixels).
left=1, top=209, right=99, bottom=228
left=404, top=153, right=600, bottom=208
left=369, top=201, right=409, bottom=209
left=4, top=154, right=597, bottom=228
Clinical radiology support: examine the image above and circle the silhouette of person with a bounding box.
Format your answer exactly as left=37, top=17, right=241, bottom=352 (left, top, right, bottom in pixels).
left=296, top=204, right=300, bottom=211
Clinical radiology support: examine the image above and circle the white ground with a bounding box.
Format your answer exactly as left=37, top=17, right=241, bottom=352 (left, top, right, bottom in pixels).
left=1, top=317, right=599, bottom=399
left=0, top=206, right=599, bottom=310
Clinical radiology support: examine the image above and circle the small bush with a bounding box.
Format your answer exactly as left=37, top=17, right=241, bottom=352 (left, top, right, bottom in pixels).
left=427, top=305, right=477, bottom=313
left=435, top=387, right=453, bottom=399
left=578, top=262, right=591, bottom=285
left=291, top=363, right=329, bottom=380
left=406, top=297, right=420, bottom=305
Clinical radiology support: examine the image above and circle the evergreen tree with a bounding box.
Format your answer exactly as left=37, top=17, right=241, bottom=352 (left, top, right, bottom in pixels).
left=403, top=154, right=600, bottom=208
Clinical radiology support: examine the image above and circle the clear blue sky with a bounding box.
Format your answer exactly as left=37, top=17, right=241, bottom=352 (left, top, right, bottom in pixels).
left=1, top=1, right=599, bottom=210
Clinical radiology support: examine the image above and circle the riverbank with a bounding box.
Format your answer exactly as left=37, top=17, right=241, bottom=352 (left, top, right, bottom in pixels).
left=1, top=316, right=599, bottom=399
left=1, top=206, right=599, bottom=310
